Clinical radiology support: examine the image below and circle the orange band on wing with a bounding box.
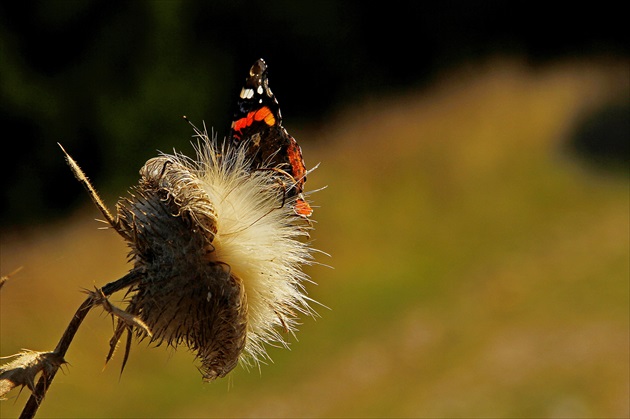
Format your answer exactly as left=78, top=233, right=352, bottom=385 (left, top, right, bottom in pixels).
left=287, top=141, right=306, bottom=182
left=232, top=115, right=252, bottom=132
left=233, top=107, right=276, bottom=134
left=254, top=107, right=276, bottom=126
left=294, top=198, right=313, bottom=217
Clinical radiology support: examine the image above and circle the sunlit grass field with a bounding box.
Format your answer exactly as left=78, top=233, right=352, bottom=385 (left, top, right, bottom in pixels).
left=1, top=58, right=628, bottom=418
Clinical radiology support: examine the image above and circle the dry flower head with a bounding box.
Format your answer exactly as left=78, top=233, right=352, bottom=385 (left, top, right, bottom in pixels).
left=62, top=130, right=318, bottom=381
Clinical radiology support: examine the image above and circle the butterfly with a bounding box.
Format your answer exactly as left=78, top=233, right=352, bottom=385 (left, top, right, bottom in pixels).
left=228, top=58, right=312, bottom=217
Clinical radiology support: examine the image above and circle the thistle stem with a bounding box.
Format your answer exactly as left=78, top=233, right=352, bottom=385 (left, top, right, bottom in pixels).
left=19, top=270, right=143, bottom=419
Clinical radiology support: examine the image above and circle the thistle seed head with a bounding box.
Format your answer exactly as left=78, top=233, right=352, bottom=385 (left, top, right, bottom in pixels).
left=114, top=133, right=316, bottom=380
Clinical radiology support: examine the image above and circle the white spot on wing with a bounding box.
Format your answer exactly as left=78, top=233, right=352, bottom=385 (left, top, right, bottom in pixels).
left=240, top=88, right=254, bottom=99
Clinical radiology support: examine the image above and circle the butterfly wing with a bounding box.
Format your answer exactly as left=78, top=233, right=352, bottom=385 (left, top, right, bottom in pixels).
left=229, top=59, right=312, bottom=217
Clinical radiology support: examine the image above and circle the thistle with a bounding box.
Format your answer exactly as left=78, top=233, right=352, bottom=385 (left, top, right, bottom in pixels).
left=67, top=128, right=318, bottom=380
left=107, top=133, right=317, bottom=380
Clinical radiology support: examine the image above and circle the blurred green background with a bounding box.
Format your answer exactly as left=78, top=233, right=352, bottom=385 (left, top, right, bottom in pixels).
left=1, top=1, right=628, bottom=418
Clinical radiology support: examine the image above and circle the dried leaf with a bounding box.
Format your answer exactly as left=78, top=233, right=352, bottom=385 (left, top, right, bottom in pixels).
left=0, top=350, right=65, bottom=399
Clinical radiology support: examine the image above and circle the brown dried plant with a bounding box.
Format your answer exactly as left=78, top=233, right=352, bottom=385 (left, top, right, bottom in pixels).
left=0, top=129, right=319, bottom=418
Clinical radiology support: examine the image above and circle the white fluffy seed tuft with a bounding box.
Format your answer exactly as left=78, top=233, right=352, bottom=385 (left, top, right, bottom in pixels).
left=169, top=132, right=317, bottom=365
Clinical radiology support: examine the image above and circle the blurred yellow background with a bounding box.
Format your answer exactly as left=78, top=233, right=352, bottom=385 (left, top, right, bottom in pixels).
left=2, top=57, right=628, bottom=418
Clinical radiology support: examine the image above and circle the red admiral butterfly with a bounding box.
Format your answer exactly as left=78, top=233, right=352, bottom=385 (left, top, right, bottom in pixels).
left=229, top=58, right=312, bottom=217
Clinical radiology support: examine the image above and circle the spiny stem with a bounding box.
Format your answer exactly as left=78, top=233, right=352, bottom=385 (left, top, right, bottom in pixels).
left=19, top=270, right=143, bottom=419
